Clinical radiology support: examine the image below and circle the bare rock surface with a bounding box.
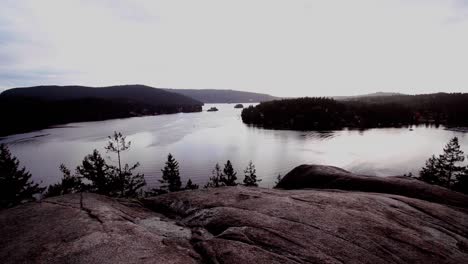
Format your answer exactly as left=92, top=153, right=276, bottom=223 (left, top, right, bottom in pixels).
left=143, top=187, right=468, bottom=264
left=277, top=164, right=468, bottom=208
left=0, top=193, right=200, bottom=264
left=1, top=186, right=468, bottom=263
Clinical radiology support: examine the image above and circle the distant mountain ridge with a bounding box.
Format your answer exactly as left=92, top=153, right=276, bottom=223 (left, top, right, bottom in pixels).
left=2, top=85, right=202, bottom=106
left=163, top=88, right=278, bottom=103
left=0, top=85, right=203, bottom=136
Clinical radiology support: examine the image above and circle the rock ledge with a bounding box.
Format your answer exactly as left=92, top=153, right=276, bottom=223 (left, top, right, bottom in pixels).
left=1, top=186, right=468, bottom=263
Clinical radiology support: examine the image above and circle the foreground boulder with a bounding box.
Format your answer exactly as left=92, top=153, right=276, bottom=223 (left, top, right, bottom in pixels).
left=2, top=187, right=467, bottom=263
left=277, top=164, right=468, bottom=208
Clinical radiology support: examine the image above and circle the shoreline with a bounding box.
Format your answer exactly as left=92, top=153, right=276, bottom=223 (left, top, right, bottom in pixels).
left=445, top=127, right=468, bottom=133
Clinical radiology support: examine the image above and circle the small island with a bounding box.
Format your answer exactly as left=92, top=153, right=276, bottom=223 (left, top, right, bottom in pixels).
left=234, top=104, right=244, bottom=109
left=207, top=107, right=219, bottom=112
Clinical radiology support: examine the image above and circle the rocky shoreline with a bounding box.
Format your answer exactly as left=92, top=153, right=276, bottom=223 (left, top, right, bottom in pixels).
left=1, top=165, right=467, bottom=263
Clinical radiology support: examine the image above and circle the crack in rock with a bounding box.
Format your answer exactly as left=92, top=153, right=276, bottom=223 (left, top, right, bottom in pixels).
left=80, top=193, right=104, bottom=224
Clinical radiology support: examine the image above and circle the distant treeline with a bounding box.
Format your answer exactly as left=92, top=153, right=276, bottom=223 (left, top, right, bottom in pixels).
left=241, top=93, right=468, bottom=130
left=0, top=97, right=201, bottom=136
left=0, top=85, right=203, bottom=136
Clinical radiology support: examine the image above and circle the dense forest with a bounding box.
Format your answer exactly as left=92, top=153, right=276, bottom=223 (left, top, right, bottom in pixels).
left=241, top=93, right=468, bottom=130
left=333, top=92, right=404, bottom=100
left=0, top=85, right=203, bottom=136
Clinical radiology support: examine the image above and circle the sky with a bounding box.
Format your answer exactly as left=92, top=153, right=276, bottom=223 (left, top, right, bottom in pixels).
left=0, top=0, right=467, bottom=97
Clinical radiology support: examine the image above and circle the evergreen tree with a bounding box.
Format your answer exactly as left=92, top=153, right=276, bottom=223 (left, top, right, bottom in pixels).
left=222, top=160, right=238, bottom=186
left=243, top=161, right=261, bottom=187
left=105, top=131, right=131, bottom=177
left=159, top=153, right=182, bottom=192
left=418, top=137, right=465, bottom=188
left=119, top=163, right=146, bottom=198
left=437, top=137, right=465, bottom=187
left=205, top=163, right=225, bottom=188
left=454, top=165, right=468, bottom=194
left=77, top=149, right=116, bottom=195
left=185, top=179, right=199, bottom=190
left=104, top=131, right=146, bottom=197
left=0, top=144, right=45, bottom=208
left=419, top=155, right=443, bottom=185
left=44, top=164, right=83, bottom=198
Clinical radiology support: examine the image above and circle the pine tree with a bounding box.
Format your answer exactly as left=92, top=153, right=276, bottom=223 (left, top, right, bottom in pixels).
left=104, top=131, right=146, bottom=197
left=419, top=155, right=443, bottom=185
left=418, top=137, right=465, bottom=188
left=205, top=163, right=225, bottom=188
left=243, top=161, right=261, bottom=187
left=44, top=164, right=83, bottom=198
left=77, top=149, right=116, bottom=195
left=0, top=144, right=45, bottom=208
left=119, top=163, right=146, bottom=198
left=185, top=179, right=199, bottom=190
left=160, top=153, right=182, bottom=192
left=454, top=165, right=468, bottom=194
left=438, top=137, right=465, bottom=187
left=222, top=160, right=238, bottom=186
left=105, top=131, right=131, bottom=177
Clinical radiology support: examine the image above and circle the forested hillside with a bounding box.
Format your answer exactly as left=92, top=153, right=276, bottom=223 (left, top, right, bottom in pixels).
left=2, top=85, right=202, bottom=106
left=0, top=85, right=203, bottom=136
left=241, top=93, right=468, bottom=130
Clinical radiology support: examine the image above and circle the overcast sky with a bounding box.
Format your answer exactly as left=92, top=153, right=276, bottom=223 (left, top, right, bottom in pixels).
left=1, top=0, right=467, bottom=96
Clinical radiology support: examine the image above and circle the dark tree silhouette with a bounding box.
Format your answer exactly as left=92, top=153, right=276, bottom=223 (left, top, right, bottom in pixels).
left=437, top=137, right=465, bottom=187
left=159, top=153, right=182, bottom=192
left=419, top=155, right=443, bottom=185
left=41, top=132, right=145, bottom=198
left=104, top=131, right=145, bottom=197
left=77, top=149, right=116, bottom=196
left=418, top=137, right=467, bottom=192
left=454, top=166, right=468, bottom=194
left=44, top=164, right=83, bottom=198
left=185, top=179, right=199, bottom=190
left=222, top=160, right=238, bottom=186
left=118, top=163, right=145, bottom=198
left=105, top=131, right=131, bottom=178
left=243, top=161, right=261, bottom=187
left=205, top=163, right=225, bottom=188
left=0, top=144, right=45, bottom=208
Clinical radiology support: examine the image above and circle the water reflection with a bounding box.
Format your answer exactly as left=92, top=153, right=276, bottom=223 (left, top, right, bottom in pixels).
left=1, top=103, right=467, bottom=189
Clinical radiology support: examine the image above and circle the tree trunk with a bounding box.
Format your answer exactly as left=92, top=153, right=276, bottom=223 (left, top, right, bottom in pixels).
left=117, top=150, right=124, bottom=196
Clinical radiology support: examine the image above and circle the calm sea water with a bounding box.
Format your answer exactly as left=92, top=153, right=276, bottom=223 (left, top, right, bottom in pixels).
left=1, top=103, right=467, bottom=189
